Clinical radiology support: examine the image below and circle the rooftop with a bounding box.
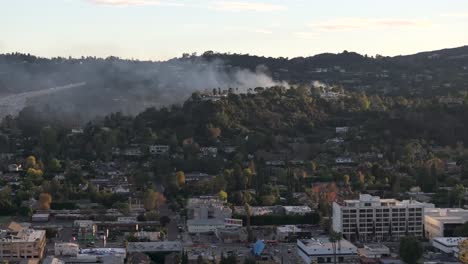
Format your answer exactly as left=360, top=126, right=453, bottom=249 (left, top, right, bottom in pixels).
left=432, top=237, right=467, bottom=247
left=277, top=225, right=302, bottom=233
left=127, top=242, right=182, bottom=253
left=298, top=237, right=357, bottom=252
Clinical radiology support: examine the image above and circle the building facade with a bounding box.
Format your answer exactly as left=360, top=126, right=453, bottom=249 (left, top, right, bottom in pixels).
left=425, top=208, right=468, bottom=239
left=0, top=222, right=46, bottom=260
left=333, top=194, right=434, bottom=241
left=297, top=237, right=358, bottom=264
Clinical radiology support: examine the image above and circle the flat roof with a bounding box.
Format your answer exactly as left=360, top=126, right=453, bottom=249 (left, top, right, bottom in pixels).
left=127, top=242, right=182, bottom=253
left=432, top=237, right=467, bottom=247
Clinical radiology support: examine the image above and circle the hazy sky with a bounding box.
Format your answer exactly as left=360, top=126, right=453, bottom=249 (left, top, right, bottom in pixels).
left=1, top=0, right=468, bottom=60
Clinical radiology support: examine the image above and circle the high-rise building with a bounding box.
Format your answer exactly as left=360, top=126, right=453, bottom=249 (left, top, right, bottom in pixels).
left=333, top=194, right=434, bottom=241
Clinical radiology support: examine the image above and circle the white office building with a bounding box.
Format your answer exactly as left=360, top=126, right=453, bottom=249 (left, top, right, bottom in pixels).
left=425, top=208, right=468, bottom=239
left=297, top=237, right=358, bottom=264
left=333, top=194, right=434, bottom=241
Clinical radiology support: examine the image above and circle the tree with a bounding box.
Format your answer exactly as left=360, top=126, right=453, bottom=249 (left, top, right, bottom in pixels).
left=329, top=231, right=342, bottom=264
left=48, top=158, right=62, bottom=172
left=243, top=257, right=256, bottom=264
left=39, top=193, right=52, bottom=210
left=196, top=255, right=204, bottom=264
left=399, top=236, right=423, bottom=264
left=343, top=175, right=350, bottom=186
left=143, top=190, right=166, bottom=211
left=25, top=155, right=38, bottom=169
left=260, top=195, right=276, bottom=206
left=160, top=216, right=171, bottom=227
left=218, top=190, right=228, bottom=201
left=27, top=168, right=44, bottom=178
left=0, top=186, right=13, bottom=212
left=454, top=222, right=468, bottom=237
left=454, top=184, right=465, bottom=208
left=176, top=171, right=185, bottom=187
left=39, top=126, right=59, bottom=156
left=208, top=126, right=221, bottom=139
left=243, top=191, right=254, bottom=242
left=181, top=251, right=189, bottom=264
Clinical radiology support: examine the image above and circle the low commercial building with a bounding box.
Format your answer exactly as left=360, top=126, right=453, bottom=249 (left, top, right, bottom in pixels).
left=77, top=248, right=126, bottom=264
left=431, top=237, right=467, bottom=257
left=358, top=244, right=391, bottom=259
left=32, top=213, right=50, bottom=223
left=134, top=231, right=161, bottom=241
left=187, top=219, right=225, bottom=233
left=0, top=222, right=46, bottom=260
left=55, top=243, right=79, bottom=257
left=126, top=242, right=182, bottom=254
left=215, top=227, right=248, bottom=243
left=276, top=225, right=310, bottom=241
left=297, top=237, right=358, bottom=264
left=283, top=206, right=313, bottom=216
left=149, top=145, right=169, bottom=155
left=42, top=256, right=65, bottom=264
left=127, top=253, right=151, bottom=264
left=73, top=220, right=97, bottom=241
left=234, top=206, right=280, bottom=216
left=425, top=208, right=468, bottom=239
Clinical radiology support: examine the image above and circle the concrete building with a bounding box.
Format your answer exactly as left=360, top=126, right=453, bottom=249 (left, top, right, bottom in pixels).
left=187, top=219, right=225, bottom=233
left=425, top=208, right=468, bottom=239
left=73, top=220, right=97, bottom=241
left=32, top=213, right=50, bottom=223
left=42, top=256, right=65, bottom=264
left=358, top=244, right=391, bottom=259
left=0, top=222, right=46, bottom=260
left=215, top=227, right=248, bottom=243
left=186, top=196, right=233, bottom=233
left=283, top=206, right=313, bottom=216
left=333, top=194, right=434, bottom=241
left=76, top=248, right=126, bottom=264
left=149, top=145, right=169, bottom=155
left=126, top=242, right=182, bottom=254
left=297, top=237, right=358, bottom=264
left=54, top=243, right=79, bottom=257
left=431, top=237, right=467, bottom=257
left=276, top=225, right=309, bottom=241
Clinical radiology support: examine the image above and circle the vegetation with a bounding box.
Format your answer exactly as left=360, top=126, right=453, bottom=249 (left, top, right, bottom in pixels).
left=399, top=236, right=423, bottom=264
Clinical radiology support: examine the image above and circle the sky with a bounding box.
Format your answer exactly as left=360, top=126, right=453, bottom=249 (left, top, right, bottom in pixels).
left=1, top=0, right=468, bottom=60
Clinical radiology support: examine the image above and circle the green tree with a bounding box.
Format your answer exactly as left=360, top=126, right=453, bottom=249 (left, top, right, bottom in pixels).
left=454, top=222, right=468, bottom=237
left=39, top=126, right=59, bottom=156
left=399, top=236, right=423, bottom=264
left=244, top=257, right=256, bottom=264
left=48, top=158, right=62, bottom=172
left=454, top=184, right=465, bottom=208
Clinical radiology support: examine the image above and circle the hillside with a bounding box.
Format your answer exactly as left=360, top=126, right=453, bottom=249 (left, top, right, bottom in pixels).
left=0, top=46, right=467, bottom=120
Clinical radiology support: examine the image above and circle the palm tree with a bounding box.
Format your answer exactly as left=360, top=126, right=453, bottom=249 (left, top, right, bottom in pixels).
left=329, top=231, right=343, bottom=264
left=243, top=191, right=254, bottom=242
